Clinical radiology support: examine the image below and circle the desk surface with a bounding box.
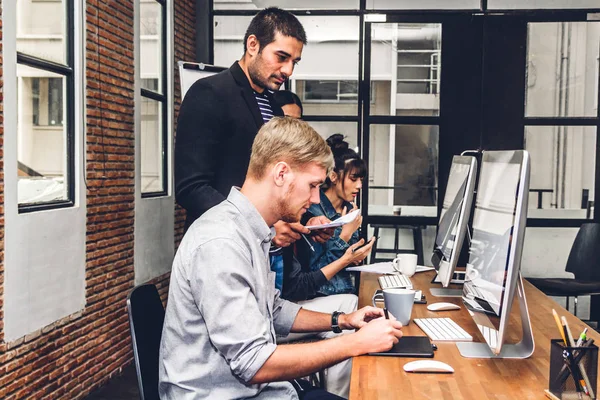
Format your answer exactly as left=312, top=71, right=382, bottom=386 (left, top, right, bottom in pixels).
left=349, top=271, right=600, bottom=399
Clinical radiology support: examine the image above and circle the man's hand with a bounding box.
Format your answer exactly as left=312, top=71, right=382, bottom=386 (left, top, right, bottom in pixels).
left=349, top=317, right=403, bottom=355
left=305, top=216, right=334, bottom=244
left=272, top=221, right=309, bottom=248
left=339, top=306, right=387, bottom=330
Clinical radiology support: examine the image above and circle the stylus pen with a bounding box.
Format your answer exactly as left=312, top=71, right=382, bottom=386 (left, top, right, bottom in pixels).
left=301, top=233, right=315, bottom=252
left=383, top=308, right=389, bottom=320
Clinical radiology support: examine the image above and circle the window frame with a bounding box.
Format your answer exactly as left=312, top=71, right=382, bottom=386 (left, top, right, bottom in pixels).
left=140, top=0, right=169, bottom=198
left=17, top=0, right=75, bottom=213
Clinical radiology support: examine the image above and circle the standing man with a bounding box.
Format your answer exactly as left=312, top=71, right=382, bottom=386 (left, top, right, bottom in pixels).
left=175, top=7, right=311, bottom=248
left=160, top=117, right=403, bottom=399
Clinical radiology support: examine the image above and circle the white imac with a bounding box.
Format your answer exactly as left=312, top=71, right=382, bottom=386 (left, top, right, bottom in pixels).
left=457, top=150, right=535, bottom=359
left=430, top=155, right=478, bottom=298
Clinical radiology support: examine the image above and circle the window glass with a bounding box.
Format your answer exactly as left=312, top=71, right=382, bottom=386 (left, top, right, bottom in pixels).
left=306, top=121, right=359, bottom=150
left=141, top=0, right=163, bottom=93
left=141, top=97, right=164, bottom=193
left=369, top=124, right=439, bottom=216
left=18, top=64, right=68, bottom=204
left=16, top=0, right=67, bottom=64
left=525, top=126, right=596, bottom=220
left=214, top=15, right=360, bottom=84
left=370, top=23, right=441, bottom=116
left=526, top=22, right=600, bottom=118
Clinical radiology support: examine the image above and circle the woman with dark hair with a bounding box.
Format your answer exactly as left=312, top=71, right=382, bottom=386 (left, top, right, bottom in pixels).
left=299, top=134, right=375, bottom=296
left=272, top=90, right=303, bottom=119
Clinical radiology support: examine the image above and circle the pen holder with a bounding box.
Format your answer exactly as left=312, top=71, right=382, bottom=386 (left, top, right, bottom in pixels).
left=549, top=339, right=598, bottom=399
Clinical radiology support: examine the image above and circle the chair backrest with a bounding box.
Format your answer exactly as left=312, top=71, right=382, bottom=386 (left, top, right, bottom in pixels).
left=127, top=284, right=165, bottom=400
left=565, top=223, right=600, bottom=281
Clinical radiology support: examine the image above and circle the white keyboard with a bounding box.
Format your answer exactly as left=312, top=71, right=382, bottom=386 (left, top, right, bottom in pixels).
left=414, top=318, right=473, bottom=342
left=378, top=274, right=413, bottom=290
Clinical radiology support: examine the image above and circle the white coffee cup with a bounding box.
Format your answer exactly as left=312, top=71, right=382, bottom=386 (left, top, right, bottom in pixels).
left=392, top=254, right=418, bottom=277
left=382, top=288, right=415, bottom=326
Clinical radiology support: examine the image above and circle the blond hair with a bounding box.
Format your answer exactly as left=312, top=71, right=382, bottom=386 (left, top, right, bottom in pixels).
left=247, top=117, right=334, bottom=180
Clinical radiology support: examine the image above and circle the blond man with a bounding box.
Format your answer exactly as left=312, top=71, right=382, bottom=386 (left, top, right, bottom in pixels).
left=159, top=118, right=403, bottom=400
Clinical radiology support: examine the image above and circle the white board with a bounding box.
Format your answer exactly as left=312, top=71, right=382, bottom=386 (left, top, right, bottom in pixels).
left=178, top=61, right=226, bottom=100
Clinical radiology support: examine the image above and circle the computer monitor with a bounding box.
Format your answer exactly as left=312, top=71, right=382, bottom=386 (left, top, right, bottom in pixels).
left=429, top=155, right=477, bottom=298
left=456, top=150, right=535, bottom=359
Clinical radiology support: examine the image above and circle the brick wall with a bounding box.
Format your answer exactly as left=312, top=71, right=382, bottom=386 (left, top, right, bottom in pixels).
left=0, top=0, right=196, bottom=398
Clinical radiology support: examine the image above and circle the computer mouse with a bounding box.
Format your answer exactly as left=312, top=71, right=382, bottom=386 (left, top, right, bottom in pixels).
left=403, top=360, right=454, bottom=373
left=427, top=302, right=461, bottom=311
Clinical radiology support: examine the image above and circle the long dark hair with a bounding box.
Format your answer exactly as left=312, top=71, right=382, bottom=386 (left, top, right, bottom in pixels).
left=323, top=134, right=367, bottom=190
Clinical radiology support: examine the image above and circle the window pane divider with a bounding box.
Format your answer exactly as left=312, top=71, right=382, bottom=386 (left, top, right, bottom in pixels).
left=141, top=88, right=166, bottom=102
left=17, top=52, right=72, bottom=76
left=525, top=117, right=598, bottom=126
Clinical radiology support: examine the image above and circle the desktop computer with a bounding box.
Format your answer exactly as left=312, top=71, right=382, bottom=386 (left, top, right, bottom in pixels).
left=456, top=150, right=535, bottom=359
left=430, top=155, right=478, bottom=298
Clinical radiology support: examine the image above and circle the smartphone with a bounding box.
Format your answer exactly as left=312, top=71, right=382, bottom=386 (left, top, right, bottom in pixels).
left=352, top=236, right=378, bottom=253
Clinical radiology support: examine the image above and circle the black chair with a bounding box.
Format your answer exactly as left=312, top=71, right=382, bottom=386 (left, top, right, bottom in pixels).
left=369, top=224, right=424, bottom=265
left=528, top=223, right=600, bottom=319
left=127, top=284, right=165, bottom=400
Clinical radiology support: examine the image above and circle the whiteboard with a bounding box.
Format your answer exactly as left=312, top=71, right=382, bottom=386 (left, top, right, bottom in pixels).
left=178, top=61, right=227, bottom=100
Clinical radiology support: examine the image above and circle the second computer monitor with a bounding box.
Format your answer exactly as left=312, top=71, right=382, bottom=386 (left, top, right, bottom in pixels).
left=432, top=155, right=477, bottom=290
left=457, top=150, right=534, bottom=359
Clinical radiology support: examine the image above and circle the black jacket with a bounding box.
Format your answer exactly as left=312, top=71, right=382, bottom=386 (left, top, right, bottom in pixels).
left=175, top=62, right=284, bottom=229
left=281, top=246, right=329, bottom=302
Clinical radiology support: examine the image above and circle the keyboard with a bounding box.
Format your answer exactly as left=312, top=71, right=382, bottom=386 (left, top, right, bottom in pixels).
left=464, top=284, right=500, bottom=308
left=414, top=318, right=473, bottom=342
left=378, top=274, right=413, bottom=290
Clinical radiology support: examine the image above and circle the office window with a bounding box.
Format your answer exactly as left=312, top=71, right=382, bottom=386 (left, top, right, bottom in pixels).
left=31, top=77, right=64, bottom=126
left=301, top=80, right=374, bottom=104
left=16, top=0, right=73, bottom=209
left=140, top=0, right=168, bottom=196
left=525, top=22, right=600, bottom=222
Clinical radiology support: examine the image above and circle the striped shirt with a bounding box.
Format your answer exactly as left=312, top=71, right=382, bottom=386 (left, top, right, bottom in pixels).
left=254, top=90, right=274, bottom=123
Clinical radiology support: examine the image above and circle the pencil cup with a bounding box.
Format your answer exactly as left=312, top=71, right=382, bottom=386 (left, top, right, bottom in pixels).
left=549, top=339, right=598, bottom=399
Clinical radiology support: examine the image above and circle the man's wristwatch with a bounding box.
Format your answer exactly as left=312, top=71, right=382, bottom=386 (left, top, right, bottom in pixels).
left=331, top=311, right=345, bottom=333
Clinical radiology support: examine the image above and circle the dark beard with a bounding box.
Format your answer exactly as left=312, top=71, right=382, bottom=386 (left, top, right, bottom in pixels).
left=248, top=58, right=282, bottom=92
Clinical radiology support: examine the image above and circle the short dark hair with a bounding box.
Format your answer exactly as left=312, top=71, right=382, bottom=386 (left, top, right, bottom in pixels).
left=272, top=90, right=303, bottom=116
left=243, top=7, right=307, bottom=53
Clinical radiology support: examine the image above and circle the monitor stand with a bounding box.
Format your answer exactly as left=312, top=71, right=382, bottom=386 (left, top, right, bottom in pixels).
left=429, top=271, right=466, bottom=298
left=456, top=273, right=535, bottom=359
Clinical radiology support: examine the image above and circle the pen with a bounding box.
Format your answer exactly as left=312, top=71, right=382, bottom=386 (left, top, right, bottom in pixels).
left=383, top=308, right=389, bottom=320
left=576, top=328, right=588, bottom=347
left=301, top=233, right=314, bottom=252
left=562, top=316, right=594, bottom=398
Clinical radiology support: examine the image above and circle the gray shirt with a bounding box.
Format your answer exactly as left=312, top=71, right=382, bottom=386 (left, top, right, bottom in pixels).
left=159, top=188, right=302, bottom=399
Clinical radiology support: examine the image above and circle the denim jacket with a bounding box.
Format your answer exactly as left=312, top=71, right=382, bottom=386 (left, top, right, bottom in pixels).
left=300, top=190, right=359, bottom=296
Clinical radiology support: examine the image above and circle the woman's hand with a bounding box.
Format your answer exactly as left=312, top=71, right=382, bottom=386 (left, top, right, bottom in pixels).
left=342, top=236, right=376, bottom=266
left=339, top=203, right=362, bottom=243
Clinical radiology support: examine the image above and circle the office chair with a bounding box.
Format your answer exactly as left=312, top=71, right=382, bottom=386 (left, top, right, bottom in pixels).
left=528, top=223, right=600, bottom=318
left=127, top=284, right=165, bottom=400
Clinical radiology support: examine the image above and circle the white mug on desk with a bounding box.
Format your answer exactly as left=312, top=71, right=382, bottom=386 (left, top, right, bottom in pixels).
left=392, top=254, right=418, bottom=277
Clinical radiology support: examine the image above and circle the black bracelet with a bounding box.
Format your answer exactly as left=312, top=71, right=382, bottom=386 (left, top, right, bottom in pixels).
left=331, top=311, right=344, bottom=333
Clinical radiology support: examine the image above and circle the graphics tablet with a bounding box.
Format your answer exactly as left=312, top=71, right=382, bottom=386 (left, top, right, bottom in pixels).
left=369, top=336, right=435, bottom=357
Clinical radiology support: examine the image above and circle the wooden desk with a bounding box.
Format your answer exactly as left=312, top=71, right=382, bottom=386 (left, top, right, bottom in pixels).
left=349, top=271, right=600, bottom=399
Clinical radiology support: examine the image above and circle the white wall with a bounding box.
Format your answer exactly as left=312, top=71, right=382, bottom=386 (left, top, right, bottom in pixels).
left=3, top=0, right=86, bottom=342
left=133, top=0, right=175, bottom=285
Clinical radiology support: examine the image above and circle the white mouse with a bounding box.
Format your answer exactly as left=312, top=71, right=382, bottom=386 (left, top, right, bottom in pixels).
left=404, top=360, right=454, bottom=373
left=427, top=302, right=461, bottom=311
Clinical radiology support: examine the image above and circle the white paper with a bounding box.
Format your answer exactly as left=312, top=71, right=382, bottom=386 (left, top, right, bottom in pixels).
left=346, top=262, right=396, bottom=274
left=306, top=209, right=360, bottom=230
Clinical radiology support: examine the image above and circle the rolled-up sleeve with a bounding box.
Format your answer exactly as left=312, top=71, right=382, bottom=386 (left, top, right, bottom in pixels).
left=189, top=238, right=278, bottom=383
left=272, top=289, right=301, bottom=336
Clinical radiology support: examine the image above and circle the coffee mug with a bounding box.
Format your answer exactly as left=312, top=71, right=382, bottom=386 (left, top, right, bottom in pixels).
left=373, top=288, right=414, bottom=326
left=392, top=254, right=418, bottom=277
